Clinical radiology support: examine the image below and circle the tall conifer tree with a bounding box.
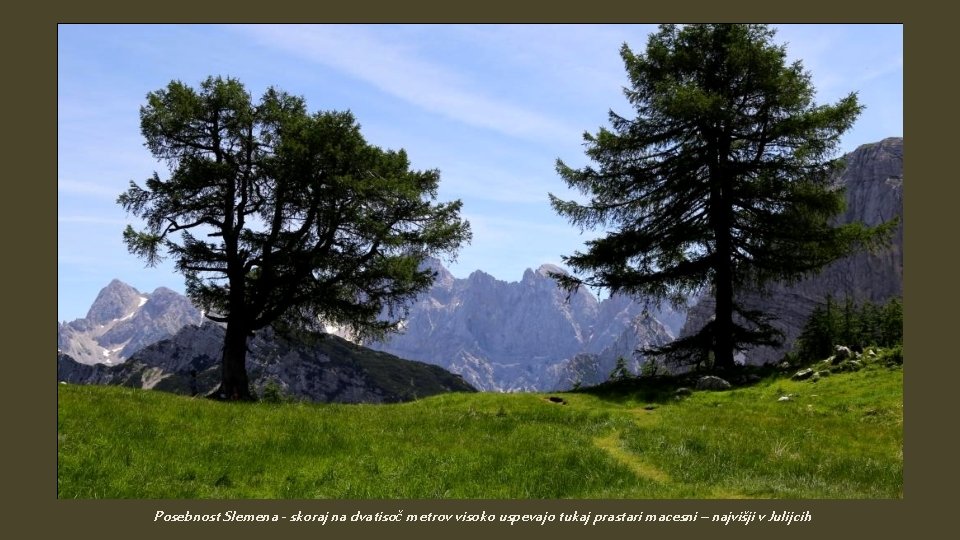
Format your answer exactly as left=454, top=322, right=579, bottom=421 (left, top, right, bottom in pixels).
left=551, top=24, right=890, bottom=370
left=120, top=76, right=470, bottom=399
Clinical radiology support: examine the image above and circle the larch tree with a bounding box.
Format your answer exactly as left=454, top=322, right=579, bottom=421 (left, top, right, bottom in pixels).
left=119, top=76, right=470, bottom=400
left=550, top=24, right=891, bottom=371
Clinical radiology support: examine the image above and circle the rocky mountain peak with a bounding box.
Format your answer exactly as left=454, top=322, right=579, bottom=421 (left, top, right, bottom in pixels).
left=59, top=280, right=202, bottom=365
left=520, top=264, right=572, bottom=291
left=536, top=263, right=567, bottom=277
left=519, top=263, right=564, bottom=282
left=551, top=312, right=674, bottom=389
left=84, top=279, right=144, bottom=325
left=420, top=256, right=455, bottom=289
left=467, top=269, right=496, bottom=284
left=151, top=286, right=179, bottom=296
left=139, top=286, right=196, bottom=318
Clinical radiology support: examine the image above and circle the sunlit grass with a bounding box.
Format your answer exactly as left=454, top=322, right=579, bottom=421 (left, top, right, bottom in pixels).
left=57, top=356, right=902, bottom=499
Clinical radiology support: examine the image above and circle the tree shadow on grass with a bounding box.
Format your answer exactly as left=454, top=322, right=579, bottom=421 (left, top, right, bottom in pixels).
left=572, top=364, right=782, bottom=406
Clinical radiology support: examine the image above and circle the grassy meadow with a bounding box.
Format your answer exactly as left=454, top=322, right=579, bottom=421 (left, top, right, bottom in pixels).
left=57, top=356, right=902, bottom=499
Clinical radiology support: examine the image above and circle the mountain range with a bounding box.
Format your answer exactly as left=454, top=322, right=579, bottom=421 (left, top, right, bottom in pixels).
left=57, top=265, right=684, bottom=393
left=366, top=261, right=683, bottom=391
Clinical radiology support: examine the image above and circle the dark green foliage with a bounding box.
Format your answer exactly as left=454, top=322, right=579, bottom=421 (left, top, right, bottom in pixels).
left=551, top=24, right=892, bottom=371
left=795, top=296, right=903, bottom=362
left=796, top=296, right=840, bottom=362
left=118, top=76, right=470, bottom=400
left=609, top=357, right=633, bottom=381
left=879, top=298, right=904, bottom=348
left=879, top=344, right=903, bottom=366
left=640, top=358, right=661, bottom=378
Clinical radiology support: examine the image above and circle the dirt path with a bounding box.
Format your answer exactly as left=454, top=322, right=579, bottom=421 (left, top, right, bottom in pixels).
left=593, top=430, right=671, bottom=483
left=592, top=407, right=749, bottom=498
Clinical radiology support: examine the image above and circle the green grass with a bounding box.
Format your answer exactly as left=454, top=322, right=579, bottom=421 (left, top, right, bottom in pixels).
left=58, top=358, right=902, bottom=499
left=617, top=367, right=903, bottom=498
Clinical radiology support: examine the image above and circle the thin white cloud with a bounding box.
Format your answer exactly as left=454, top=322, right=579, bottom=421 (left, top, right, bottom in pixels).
left=57, top=179, right=121, bottom=199
left=464, top=212, right=600, bottom=244
left=238, top=25, right=580, bottom=143
left=442, top=167, right=555, bottom=205
left=58, top=215, right=129, bottom=225
left=858, top=53, right=903, bottom=84
left=452, top=24, right=641, bottom=98
left=775, top=25, right=902, bottom=100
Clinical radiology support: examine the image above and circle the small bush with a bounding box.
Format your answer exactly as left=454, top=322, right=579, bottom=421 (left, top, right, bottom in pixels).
left=879, top=344, right=903, bottom=366
left=259, top=379, right=290, bottom=404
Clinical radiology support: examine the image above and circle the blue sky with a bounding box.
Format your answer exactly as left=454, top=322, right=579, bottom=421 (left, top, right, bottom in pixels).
left=58, top=24, right=903, bottom=323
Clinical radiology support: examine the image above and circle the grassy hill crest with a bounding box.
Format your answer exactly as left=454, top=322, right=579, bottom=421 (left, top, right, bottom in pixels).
left=58, top=347, right=902, bottom=499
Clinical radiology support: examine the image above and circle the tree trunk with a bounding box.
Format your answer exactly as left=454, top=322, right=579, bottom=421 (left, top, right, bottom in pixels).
left=713, top=174, right=735, bottom=370
left=713, top=264, right=736, bottom=371
left=214, top=321, right=254, bottom=401
left=710, top=134, right=736, bottom=372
